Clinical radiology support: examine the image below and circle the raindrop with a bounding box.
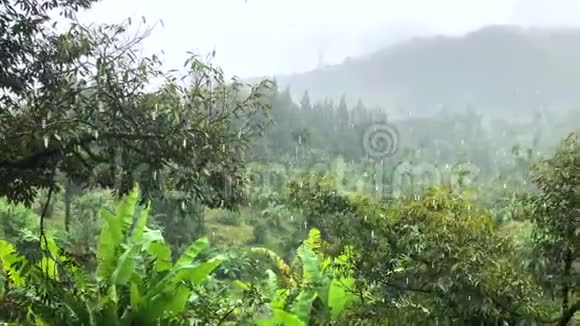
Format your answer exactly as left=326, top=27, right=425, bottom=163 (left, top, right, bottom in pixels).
left=370, top=229, right=375, bottom=239
left=41, top=119, right=46, bottom=129
left=406, top=277, right=409, bottom=285
left=503, top=183, right=507, bottom=189
left=94, top=130, right=99, bottom=139
left=298, top=135, right=302, bottom=145
left=303, top=221, right=308, bottom=229
left=54, top=133, right=61, bottom=141
left=290, top=215, right=294, bottom=222
left=461, top=139, right=465, bottom=145
left=153, top=171, right=157, bottom=181
left=98, top=101, right=104, bottom=112
left=364, top=215, right=368, bottom=222
left=43, top=136, right=49, bottom=148
left=181, top=201, right=186, bottom=211
left=152, top=111, right=157, bottom=121
left=468, top=295, right=471, bottom=301
left=183, top=138, right=187, bottom=148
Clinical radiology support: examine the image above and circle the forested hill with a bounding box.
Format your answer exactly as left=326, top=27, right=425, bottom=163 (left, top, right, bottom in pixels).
left=264, top=25, right=580, bottom=115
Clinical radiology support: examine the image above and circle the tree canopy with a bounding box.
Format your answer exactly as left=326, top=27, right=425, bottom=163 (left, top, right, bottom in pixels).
left=0, top=0, right=273, bottom=208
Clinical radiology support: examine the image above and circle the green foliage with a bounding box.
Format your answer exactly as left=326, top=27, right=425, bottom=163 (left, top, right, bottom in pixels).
left=0, top=186, right=223, bottom=325
left=61, top=189, right=113, bottom=266
left=2, top=3, right=580, bottom=323
left=288, top=175, right=555, bottom=324
left=0, top=0, right=272, bottom=210
left=526, top=132, right=580, bottom=325
left=251, top=228, right=359, bottom=325
left=0, top=199, right=39, bottom=242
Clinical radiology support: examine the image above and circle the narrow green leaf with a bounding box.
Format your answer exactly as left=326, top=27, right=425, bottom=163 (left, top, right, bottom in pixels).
left=131, top=205, right=150, bottom=243
left=290, top=290, right=317, bottom=322
left=110, top=246, right=138, bottom=286
left=174, top=237, right=209, bottom=268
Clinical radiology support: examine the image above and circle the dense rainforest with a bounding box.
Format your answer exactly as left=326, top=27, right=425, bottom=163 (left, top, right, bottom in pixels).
left=0, top=0, right=578, bottom=325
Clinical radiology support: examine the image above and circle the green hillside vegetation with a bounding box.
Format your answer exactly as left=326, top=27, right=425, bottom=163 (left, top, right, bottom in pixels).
left=0, top=1, right=578, bottom=325
left=272, top=25, right=580, bottom=116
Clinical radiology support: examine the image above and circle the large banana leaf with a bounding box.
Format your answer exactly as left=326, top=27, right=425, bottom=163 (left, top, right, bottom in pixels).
left=264, top=269, right=279, bottom=299
left=143, top=229, right=172, bottom=272
left=175, top=237, right=209, bottom=268
left=130, top=281, right=143, bottom=308
left=108, top=203, right=151, bottom=288
left=131, top=204, right=151, bottom=243
left=96, top=187, right=139, bottom=281
left=327, top=277, right=357, bottom=319
left=290, top=289, right=318, bottom=322
left=110, top=245, right=140, bottom=286
left=296, top=245, right=322, bottom=287
left=144, top=257, right=223, bottom=318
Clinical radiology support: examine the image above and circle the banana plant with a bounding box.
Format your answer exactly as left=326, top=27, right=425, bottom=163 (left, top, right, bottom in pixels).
left=0, top=185, right=223, bottom=325
left=248, top=228, right=359, bottom=325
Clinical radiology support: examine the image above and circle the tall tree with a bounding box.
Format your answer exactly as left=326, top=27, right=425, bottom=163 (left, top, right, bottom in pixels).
left=528, top=132, right=580, bottom=326
left=0, top=0, right=272, bottom=212
left=299, top=90, right=312, bottom=111
left=287, top=174, right=554, bottom=324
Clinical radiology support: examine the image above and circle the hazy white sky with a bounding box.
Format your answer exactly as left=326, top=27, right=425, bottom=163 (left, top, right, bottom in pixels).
left=75, top=0, right=580, bottom=78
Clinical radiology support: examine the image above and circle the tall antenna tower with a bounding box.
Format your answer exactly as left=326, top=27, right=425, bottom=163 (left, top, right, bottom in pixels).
left=317, top=47, right=325, bottom=69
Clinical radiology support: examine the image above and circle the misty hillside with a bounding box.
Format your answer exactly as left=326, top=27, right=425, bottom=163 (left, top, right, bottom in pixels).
left=270, top=25, right=580, bottom=115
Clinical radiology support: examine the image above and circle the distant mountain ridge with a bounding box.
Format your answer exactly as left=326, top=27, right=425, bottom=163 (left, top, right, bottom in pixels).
left=257, top=25, right=580, bottom=116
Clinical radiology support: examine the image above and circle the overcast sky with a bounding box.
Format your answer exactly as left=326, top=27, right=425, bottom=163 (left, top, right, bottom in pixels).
left=75, top=0, right=580, bottom=78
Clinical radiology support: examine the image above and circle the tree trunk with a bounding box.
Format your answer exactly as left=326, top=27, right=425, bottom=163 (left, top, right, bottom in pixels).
left=64, top=179, right=73, bottom=232
left=558, top=247, right=573, bottom=326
